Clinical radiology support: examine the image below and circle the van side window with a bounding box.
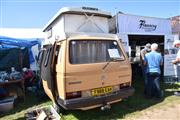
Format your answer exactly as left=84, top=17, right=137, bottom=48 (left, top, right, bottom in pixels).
left=44, top=48, right=51, bottom=67
left=37, top=50, right=43, bottom=65
left=57, top=45, right=62, bottom=63
left=69, top=40, right=124, bottom=64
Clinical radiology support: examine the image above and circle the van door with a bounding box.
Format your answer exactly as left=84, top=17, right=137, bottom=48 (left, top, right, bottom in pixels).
left=41, top=43, right=59, bottom=100
left=41, top=45, right=54, bottom=90
left=65, top=39, right=132, bottom=98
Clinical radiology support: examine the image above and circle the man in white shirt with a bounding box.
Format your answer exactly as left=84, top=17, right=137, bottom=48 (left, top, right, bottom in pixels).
left=172, top=40, right=180, bottom=96
left=172, top=40, right=180, bottom=82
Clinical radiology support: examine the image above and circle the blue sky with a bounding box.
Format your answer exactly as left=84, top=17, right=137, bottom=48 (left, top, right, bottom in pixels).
left=0, top=0, right=179, bottom=28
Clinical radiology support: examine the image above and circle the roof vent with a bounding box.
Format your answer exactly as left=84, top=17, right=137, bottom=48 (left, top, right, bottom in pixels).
left=82, top=7, right=98, bottom=11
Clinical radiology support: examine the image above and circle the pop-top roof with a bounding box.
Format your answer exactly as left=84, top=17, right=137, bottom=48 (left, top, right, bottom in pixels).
left=43, top=7, right=112, bottom=32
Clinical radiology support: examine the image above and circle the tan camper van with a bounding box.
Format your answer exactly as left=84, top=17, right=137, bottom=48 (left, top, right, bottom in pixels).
left=40, top=7, right=134, bottom=111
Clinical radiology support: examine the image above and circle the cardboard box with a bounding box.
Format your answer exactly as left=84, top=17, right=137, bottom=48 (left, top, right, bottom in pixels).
left=25, top=105, right=60, bottom=120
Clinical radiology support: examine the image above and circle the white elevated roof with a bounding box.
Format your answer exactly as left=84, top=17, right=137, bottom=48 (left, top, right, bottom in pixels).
left=43, top=7, right=111, bottom=32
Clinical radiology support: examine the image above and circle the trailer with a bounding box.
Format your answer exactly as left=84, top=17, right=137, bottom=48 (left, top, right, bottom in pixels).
left=109, top=13, right=177, bottom=82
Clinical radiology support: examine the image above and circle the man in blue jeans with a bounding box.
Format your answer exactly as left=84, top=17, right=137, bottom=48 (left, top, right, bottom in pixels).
left=140, top=43, right=151, bottom=95
left=144, top=43, right=163, bottom=98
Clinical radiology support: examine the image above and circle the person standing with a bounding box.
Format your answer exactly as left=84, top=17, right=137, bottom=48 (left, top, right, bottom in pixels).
left=172, top=40, right=180, bottom=81
left=144, top=43, right=163, bottom=98
left=171, top=40, right=180, bottom=96
left=140, top=43, right=151, bottom=95
left=22, top=68, right=34, bottom=88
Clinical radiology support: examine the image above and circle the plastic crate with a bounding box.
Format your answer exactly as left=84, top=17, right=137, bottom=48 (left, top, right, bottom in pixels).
left=0, top=96, right=14, bottom=112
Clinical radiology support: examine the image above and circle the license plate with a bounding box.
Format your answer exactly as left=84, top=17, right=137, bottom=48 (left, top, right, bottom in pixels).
left=91, top=86, right=113, bottom=96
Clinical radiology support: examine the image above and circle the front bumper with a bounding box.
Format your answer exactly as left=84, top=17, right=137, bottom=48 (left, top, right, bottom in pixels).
left=57, top=87, right=134, bottom=110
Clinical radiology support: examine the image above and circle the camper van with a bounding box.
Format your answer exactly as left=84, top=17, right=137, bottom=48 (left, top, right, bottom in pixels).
left=40, top=7, right=134, bottom=111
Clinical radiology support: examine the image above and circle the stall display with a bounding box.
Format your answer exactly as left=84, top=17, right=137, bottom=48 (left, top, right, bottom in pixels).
left=9, top=67, right=22, bottom=80
left=0, top=71, right=8, bottom=82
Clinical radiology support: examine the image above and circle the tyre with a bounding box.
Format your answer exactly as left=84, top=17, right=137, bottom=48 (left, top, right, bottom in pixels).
left=53, top=102, right=65, bottom=114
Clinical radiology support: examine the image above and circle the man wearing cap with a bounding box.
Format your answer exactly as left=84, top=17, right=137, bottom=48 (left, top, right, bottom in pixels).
left=171, top=40, right=180, bottom=96
left=140, top=43, right=151, bottom=95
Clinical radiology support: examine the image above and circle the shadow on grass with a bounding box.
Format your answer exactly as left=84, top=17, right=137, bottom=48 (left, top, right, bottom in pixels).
left=0, top=92, right=50, bottom=118
left=63, top=77, right=179, bottom=120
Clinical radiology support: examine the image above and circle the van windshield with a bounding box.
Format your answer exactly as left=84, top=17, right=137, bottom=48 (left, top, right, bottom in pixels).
left=69, top=40, right=124, bottom=64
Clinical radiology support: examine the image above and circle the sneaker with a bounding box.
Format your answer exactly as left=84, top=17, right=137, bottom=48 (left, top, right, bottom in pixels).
left=174, top=91, right=180, bottom=96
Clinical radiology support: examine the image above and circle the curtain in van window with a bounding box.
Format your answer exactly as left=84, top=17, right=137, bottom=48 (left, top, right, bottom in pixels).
left=70, top=40, right=121, bottom=64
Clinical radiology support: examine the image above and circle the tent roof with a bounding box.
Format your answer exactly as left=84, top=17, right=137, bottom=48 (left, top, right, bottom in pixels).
left=0, top=36, right=41, bottom=48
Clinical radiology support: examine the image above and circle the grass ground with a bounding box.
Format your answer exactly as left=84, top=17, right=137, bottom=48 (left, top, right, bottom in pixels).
left=0, top=77, right=180, bottom=120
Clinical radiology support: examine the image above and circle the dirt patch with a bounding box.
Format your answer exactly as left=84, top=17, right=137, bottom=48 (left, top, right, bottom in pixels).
left=134, top=101, right=180, bottom=120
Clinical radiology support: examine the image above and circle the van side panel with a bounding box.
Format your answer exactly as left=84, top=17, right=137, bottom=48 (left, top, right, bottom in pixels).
left=65, top=61, right=131, bottom=92
left=56, top=41, right=66, bottom=99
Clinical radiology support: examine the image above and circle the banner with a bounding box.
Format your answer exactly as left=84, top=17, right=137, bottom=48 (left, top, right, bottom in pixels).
left=117, top=14, right=172, bottom=34
left=164, top=35, right=177, bottom=83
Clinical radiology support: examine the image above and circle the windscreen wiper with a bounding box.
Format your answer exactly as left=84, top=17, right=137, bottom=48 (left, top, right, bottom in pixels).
left=102, top=58, right=121, bottom=70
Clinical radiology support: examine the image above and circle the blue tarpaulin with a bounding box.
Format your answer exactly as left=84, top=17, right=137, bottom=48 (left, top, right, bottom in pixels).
left=0, top=36, right=41, bottom=64
left=0, top=36, right=40, bottom=48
